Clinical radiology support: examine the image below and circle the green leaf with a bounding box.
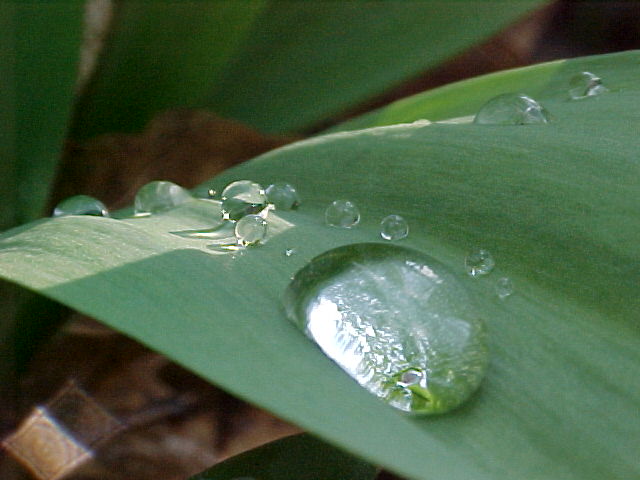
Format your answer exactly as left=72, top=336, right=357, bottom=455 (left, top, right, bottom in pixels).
left=0, top=0, right=83, bottom=412
left=1, top=51, right=639, bottom=479
left=0, top=1, right=83, bottom=228
left=189, top=433, right=377, bottom=480
left=71, top=1, right=544, bottom=138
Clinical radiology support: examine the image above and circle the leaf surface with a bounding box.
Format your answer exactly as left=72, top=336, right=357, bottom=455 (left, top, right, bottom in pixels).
left=1, top=52, right=639, bottom=479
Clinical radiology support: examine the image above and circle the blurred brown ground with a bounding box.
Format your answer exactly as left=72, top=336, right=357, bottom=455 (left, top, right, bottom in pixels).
left=4, top=1, right=640, bottom=479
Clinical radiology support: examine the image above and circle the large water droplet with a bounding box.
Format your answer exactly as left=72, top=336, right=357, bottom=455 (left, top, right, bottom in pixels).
left=465, top=249, right=495, bottom=277
left=473, top=93, right=550, bottom=125
left=234, top=214, right=267, bottom=246
left=284, top=243, right=488, bottom=414
left=380, top=214, right=409, bottom=241
left=325, top=200, right=360, bottom=228
left=221, top=180, right=266, bottom=221
left=569, top=71, right=608, bottom=100
left=134, top=181, right=192, bottom=215
left=52, top=195, right=109, bottom=217
left=265, top=183, right=300, bottom=210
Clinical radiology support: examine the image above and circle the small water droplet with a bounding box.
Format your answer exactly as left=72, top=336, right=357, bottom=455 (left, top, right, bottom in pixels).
left=207, top=188, right=217, bottom=198
left=396, top=368, right=426, bottom=388
left=569, top=71, right=608, bottom=100
left=52, top=195, right=109, bottom=217
left=284, top=243, right=488, bottom=414
left=325, top=200, right=360, bottom=228
left=380, top=214, right=409, bottom=241
left=234, top=214, right=267, bottom=246
left=134, top=181, right=192, bottom=215
left=473, top=93, right=550, bottom=125
left=284, top=248, right=295, bottom=257
left=221, top=180, right=266, bottom=221
left=465, top=249, right=495, bottom=277
left=265, top=183, right=301, bottom=210
left=496, top=276, right=514, bottom=300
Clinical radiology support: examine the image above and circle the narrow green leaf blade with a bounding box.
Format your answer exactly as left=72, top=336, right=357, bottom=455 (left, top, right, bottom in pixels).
left=1, top=52, right=639, bottom=479
left=71, top=1, right=544, bottom=138
left=189, top=433, right=377, bottom=480
left=0, top=1, right=83, bottom=227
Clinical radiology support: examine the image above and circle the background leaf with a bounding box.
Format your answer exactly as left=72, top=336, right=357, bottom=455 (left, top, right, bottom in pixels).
left=189, top=433, right=377, bottom=480
left=0, top=0, right=83, bottom=428
left=0, top=0, right=83, bottom=229
left=71, top=0, right=544, bottom=139
left=0, top=51, right=639, bottom=479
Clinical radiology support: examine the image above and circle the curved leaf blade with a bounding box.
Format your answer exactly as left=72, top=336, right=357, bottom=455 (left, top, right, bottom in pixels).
left=189, top=433, right=377, bottom=480
left=71, top=1, right=544, bottom=138
left=1, top=52, right=639, bottom=479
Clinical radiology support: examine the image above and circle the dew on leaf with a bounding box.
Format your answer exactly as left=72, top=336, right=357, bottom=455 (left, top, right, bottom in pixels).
left=234, top=214, right=267, bottom=246
left=284, top=243, right=488, bottom=414
left=134, top=180, right=192, bottom=215
left=325, top=200, right=360, bottom=228
left=265, top=183, right=300, bottom=210
left=284, top=248, right=295, bottom=257
left=221, top=180, right=266, bottom=221
left=380, top=214, right=409, bottom=241
left=473, top=93, right=550, bottom=125
left=465, top=249, right=495, bottom=277
left=496, top=276, right=514, bottom=300
left=52, top=195, right=109, bottom=217
left=569, top=71, right=608, bottom=100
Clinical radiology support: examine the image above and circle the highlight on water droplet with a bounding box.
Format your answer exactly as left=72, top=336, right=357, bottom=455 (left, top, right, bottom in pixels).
left=284, top=248, right=295, bottom=257
left=568, top=71, right=608, bottom=100
left=221, top=180, right=266, bottom=221
left=52, top=195, right=109, bottom=217
left=265, top=183, right=301, bottom=210
left=134, top=180, right=192, bottom=216
left=380, top=214, right=409, bottom=241
left=325, top=200, right=360, bottom=228
left=465, top=249, right=495, bottom=277
left=473, top=93, right=550, bottom=125
left=234, top=214, right=267, bottom=246
left=284, top=243, right=489, bottom=414
left=496, top=276, right=514, bottom=300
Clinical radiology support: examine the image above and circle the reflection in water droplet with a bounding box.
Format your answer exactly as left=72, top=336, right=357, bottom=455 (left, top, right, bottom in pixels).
left=134, top=181, right=192, bottom=215
left=569, top=71, right=608, bottom=100
left=496, top=277, right=514, bottom=300
left=474, top=93, right=550, bottom=125
left=221, top=180, right=266, bottom=221
left=325, top=200, right=360, bottom=228
left=207, top=189, right=217, bottom=198
left=234, top=214, right=267, bottom=246
left=284, top=248, right=295, bottom=257
left=265, top=183, right=300, bottom=210
left=465, top=249, right=495, bottom=277
left=53, top=195, right=109, bottom=217
left=380, top=214, right=409, bottom=241
left=284, top=243, right=488, bottom=414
